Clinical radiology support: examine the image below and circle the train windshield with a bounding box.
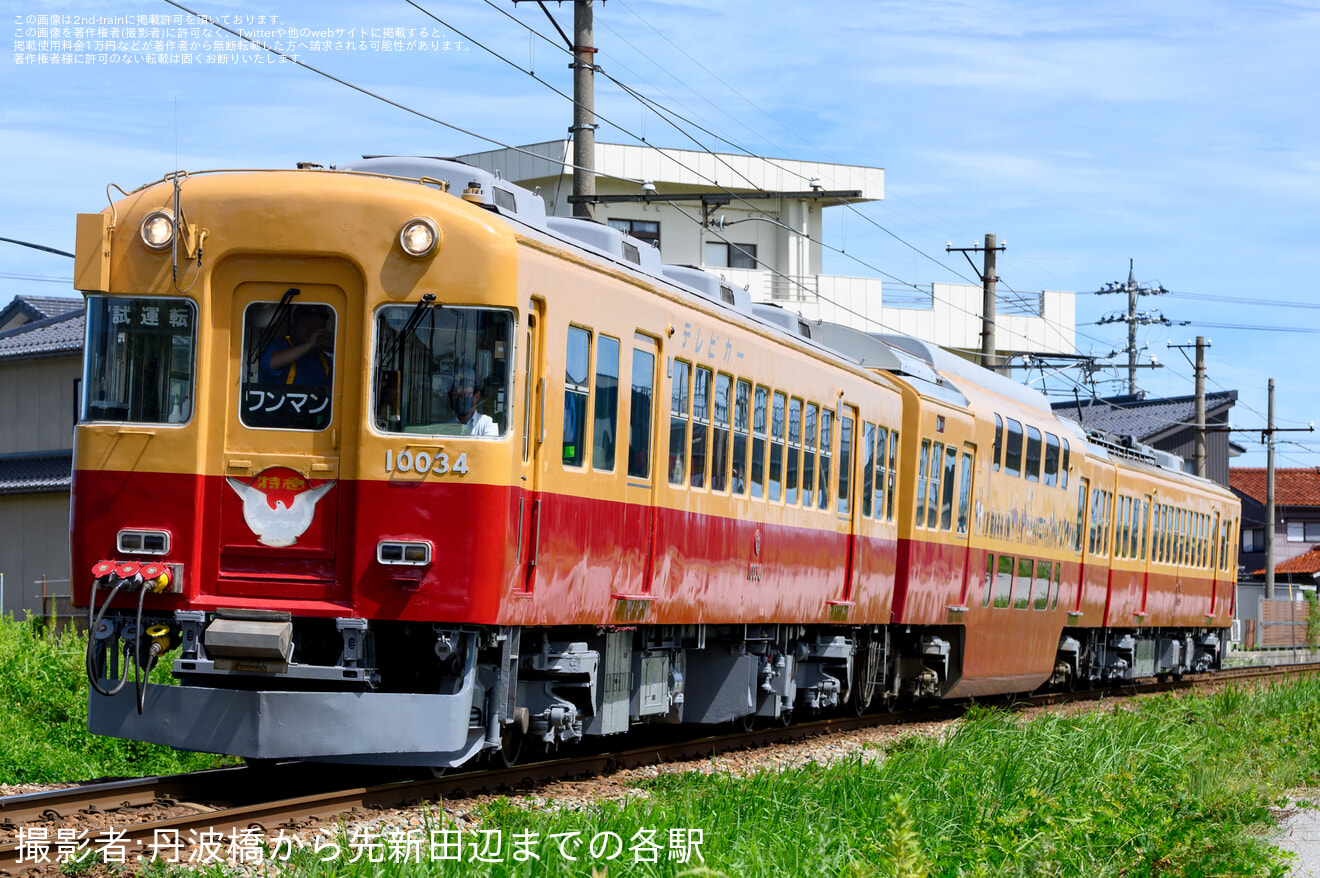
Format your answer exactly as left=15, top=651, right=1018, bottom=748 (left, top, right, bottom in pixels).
left=240, top=302, right=337, bottom=431
left=372, top=305, right=512, bottom=437
left=83, top=296, right=196, bottom=424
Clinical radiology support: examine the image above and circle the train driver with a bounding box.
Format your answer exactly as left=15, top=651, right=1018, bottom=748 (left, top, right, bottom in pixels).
left=258, top=306, right=333, bottom=386
left=449, top=368, right=499, bottom=436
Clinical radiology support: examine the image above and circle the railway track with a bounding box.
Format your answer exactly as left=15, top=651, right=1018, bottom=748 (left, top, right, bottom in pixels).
left=3, top=660, right=1315, bottom=874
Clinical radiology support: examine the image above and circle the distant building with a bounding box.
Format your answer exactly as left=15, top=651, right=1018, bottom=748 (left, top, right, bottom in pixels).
left=1050, top=391, right=1240, bottom=488
left=458, top=141, right=1075, bottom=357
left=1229, top=467, right=1320, bottom=585
left=0, top=294, right=83, bottom=618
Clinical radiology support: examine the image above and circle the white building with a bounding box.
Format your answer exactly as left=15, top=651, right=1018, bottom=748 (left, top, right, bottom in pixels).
left=458, top=141, right=1074, bottom=356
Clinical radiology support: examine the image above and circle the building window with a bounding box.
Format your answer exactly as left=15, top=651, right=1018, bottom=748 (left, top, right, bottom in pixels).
left=705, top=241, right=758, bottom=269
left=1307, top=522, right=1320, bottom=542
left=1287, top=521, right=1305, bottom=542
left=607, top=218, right=660, bottom=248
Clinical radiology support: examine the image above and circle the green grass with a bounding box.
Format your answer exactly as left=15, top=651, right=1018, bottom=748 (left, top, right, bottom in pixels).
left=264, top=678, right=1320, bottom=877
left=0, top=613, right=232, bottom=784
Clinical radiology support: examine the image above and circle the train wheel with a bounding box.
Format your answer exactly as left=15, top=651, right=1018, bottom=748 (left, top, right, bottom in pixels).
left=429, top=765, right=448, bottom=778
left=499, top=728, right=524, bottom=768
left=779, top=709, right=794, bottom=727
left=737, top=713, right=756, bottom=733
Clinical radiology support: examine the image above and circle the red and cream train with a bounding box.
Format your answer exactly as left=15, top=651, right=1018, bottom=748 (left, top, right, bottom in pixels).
left=72, top=157, right=1239, bottom=766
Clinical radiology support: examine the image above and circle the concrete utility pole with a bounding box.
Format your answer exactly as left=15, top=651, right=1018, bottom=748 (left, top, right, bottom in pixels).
left=1095, top=260, right=1181, bottom=396
left=1266, top=378, right=1276, bottom=600
left=946, top=235, right=1005, bottom=372
left=1170, top=336, right=1213, bottom=478
left=1194, top=335, right=1206, bottom=478
left=570, top=0, right=597, bottom=220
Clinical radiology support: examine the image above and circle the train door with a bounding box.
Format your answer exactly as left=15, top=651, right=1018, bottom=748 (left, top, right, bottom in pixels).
left=517, top=300, right=546, bottom=593
left=618, top=333, right=660, bottom=596
left=836, top=405, right=860, bottom=603
left=216, top=275, right=355, bottom=602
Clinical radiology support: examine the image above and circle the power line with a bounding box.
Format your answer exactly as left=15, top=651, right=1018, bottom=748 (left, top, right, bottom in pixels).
left=160, top=0, right=647, bottom=189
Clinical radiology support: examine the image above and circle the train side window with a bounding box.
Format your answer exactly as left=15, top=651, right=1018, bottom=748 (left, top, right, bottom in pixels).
left=1004, top=419, right=1023, bottom=476
left=838, top=414, right=853, bottom=515
left=861, top=422, right=876, bottom=518
left=993, top=555, right=1014, bottom=608
left=1173, top=508, right=1182, bottom=565
left=786, top=398, right=802, bottom=504
left=926, top=440, right=943, bottom=528
left=1088, top=488, right=1100, bottom=554
left=733, top=379, right=751, bottom=495
left=993, top=414, right=1003, bottom=472
left=1133, top=498, right=1143, bottom=558
left=770, top=392, right=786, bottom=502
left=522, top=320, right=535, bottom=463
left=563, top=326, right=591, bottom=467
left=1060, top=438, right=1070, bottom=490
left=628, top=345, right=655, bottom=480
left=667, top=358, right=690, bottom=485
left=982, top=553, right=995, bottom=607
left=1014, top=557, right=1034, bottom=609
left=1101, top=492, right=1112, bottom=556
left=711, top=373, right=732, bottom=491
left=1043, top=433, right=1060, bottom=487
left=1032, top=560, right=1051, bottom=610
left=818, top=408, right=833, bottom=511
left=1024, top=426, right=1042, bottom=482
left=915, top=438, right=931, bottom=527
left=1141, top=497, right=1150, bottom=560
left=940, top=445, right=957, bottom=530
left=1159, top=505, right=1169, bottom=563
left=751, top=386, right=768, bottom=499
left=957, top=449, right=974, bottom=535
left=593, top=335, right=620, bottom=472
left=84, top=296, right=198, bottom=426
left=690, top=366, right=710, bottom=488
left=887, top=430, right=899, bottom=521
left=1074, top=480, right=1088, bottom=553
left=1118, top=496, right=1130, bottom=558
left=1050, top=561, right=1062, bottom=610
left=803, top=403, right=818, bottom=508
left=874, top=426, right=888, bottom=520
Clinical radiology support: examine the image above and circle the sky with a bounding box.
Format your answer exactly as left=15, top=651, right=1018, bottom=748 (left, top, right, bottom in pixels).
left=3, top=0, right=1319, bottom=468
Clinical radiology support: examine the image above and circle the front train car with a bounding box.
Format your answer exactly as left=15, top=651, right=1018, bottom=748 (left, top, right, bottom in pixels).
left=73, top=162, right=530, bottom=766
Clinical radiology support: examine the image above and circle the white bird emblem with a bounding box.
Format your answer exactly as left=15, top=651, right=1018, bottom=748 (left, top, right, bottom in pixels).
left=226, top=477, right=335, bottom=547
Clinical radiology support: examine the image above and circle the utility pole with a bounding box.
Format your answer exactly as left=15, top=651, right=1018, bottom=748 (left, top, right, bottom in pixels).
left=947, top=234, right=1005, bottom=372
left=514, top=0, right=599, bottom=219
left=1207, top=382, right=1312, bottom=601
left=1169, top=336, right=1211, bottom=478
left=1194, top=335, right=1206, bottom=478
left=570, top=1, right=597, bottom=220
left=1095, top=260, right=1182, bottom=396
left=1266, top=378, right=1275, bottom=601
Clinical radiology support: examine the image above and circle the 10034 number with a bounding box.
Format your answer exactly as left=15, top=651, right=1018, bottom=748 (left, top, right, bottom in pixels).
left=385, top=449, right=469, bottom=476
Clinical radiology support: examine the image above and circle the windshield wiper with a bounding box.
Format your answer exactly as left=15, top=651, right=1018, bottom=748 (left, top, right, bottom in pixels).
left=380, top=293, right=437, bottom=370
left=249, top=287, right=301, bottom=366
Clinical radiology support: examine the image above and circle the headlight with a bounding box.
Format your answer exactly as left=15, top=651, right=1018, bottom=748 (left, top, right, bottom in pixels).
left=140, top=209, right=176, bottom=250
left=399, top=217, right=439, bottom=258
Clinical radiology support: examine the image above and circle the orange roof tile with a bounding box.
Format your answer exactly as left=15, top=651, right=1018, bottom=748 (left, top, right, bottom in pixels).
left=1230, top=467, right=1320, bottom=507
left=1252, top=547, right=1320, bottom=577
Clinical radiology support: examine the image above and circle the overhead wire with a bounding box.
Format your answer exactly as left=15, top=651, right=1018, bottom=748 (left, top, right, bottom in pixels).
left=160, top=0, right=649, bottom=189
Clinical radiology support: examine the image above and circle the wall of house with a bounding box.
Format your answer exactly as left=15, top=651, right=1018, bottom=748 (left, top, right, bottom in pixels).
left=0, top=492, right=71, bottom=617
left=0, top=354, right=80, bottom=455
